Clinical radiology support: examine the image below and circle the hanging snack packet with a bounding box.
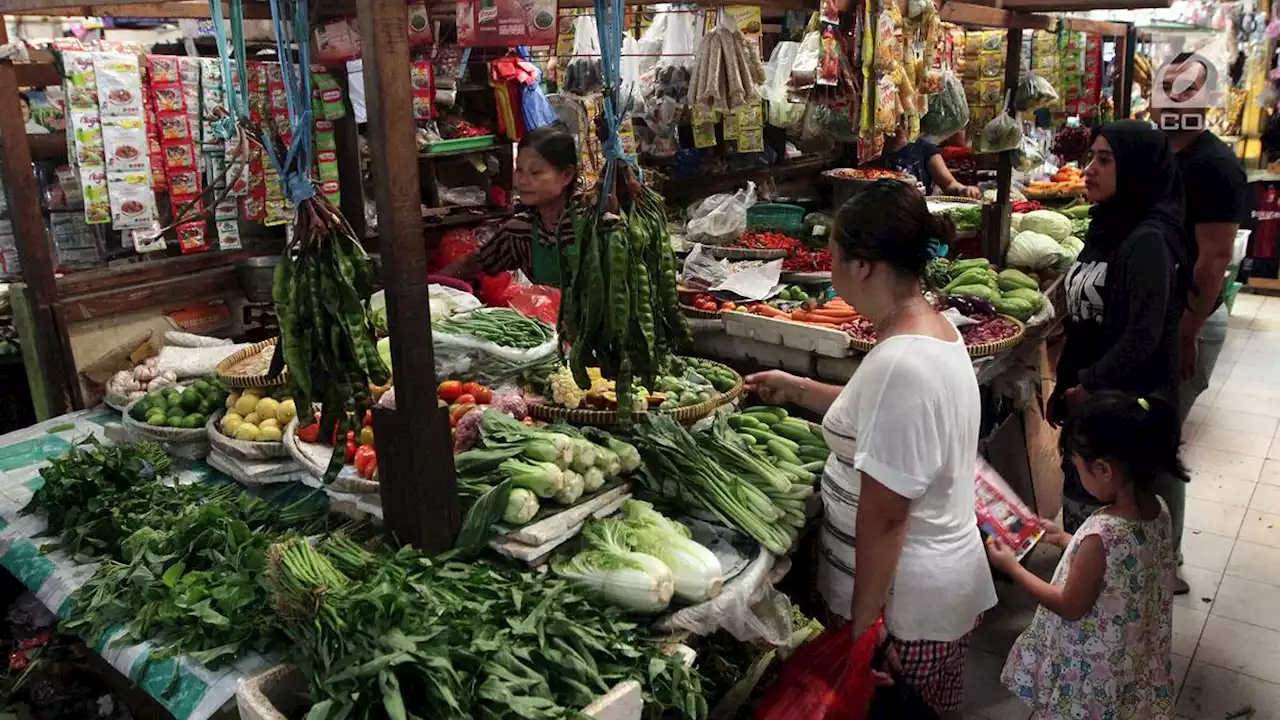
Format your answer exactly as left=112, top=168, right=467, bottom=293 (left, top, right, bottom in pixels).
left=107, top=172, right=157, bottom=230
left=80, top=167, right=110, bottom=225
left=176, top=221, right=209, bottom=254
left=129, top=224, right=167, bottom=254
left=215, top=199, right=242, bottom=251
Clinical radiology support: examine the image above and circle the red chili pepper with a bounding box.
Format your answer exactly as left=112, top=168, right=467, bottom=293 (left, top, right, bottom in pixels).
left=9, top=650, right=28, bottom=671
left=354, top=445, right=377, bottom=479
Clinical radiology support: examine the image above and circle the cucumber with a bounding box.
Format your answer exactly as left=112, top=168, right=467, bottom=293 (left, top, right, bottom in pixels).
left=801, top=460, right=826, bottom=473
left=767, top=439, right=802, bottom=465
left=727, top=415, right=749, bottom=430
left=737, top=414, right=766, bottom=430
left=743, top=406, right=787, bottom=423
left=740, top=427, right=799, bottom=451
left=771, top=422, right=825, bottom=447
left=737, top=432, right=757, bottom=446
left=797, top=445, right=829, bottom=461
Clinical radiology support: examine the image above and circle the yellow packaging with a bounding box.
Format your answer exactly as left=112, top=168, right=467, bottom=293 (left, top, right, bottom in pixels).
left=737, top=127, right=764, bottom=153
left=722, top=111, right=740, bottom=140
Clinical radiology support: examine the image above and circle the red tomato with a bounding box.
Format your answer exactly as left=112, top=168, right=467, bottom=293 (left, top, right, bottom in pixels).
left=296, top=419, right=321, bottom=444
left=354, top=445, right=377, bottom=479
left=461, top=381, right=486, bottom=398
left=363, top=409, right=373, bottom=428
left=472, top=386, right=493, bottom=404
left=438, top=380, right=463, bottom=402
left=454, top=393, right=476, bottom=406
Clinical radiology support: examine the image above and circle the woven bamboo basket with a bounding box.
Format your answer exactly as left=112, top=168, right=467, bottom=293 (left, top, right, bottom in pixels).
left=778, top=271, right=831, bottom=284
left=206, top=411, right=290, bottom=460
left=216, top=338, right=287, bottom=388
left=283, top=418, right=380, bottom=494
left=845, top=315, right=1024, bottom=358
left=966, top=316, right=1026, bottom=358
left=679, top=303, right=723, bottom=320
left=527, top=364, right=744, bottom=427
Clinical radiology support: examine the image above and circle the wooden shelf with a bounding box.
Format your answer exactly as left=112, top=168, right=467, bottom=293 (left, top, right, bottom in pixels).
left=0, top=132, right=69, bottom=161
left=421, top=207, right=512, bottom=227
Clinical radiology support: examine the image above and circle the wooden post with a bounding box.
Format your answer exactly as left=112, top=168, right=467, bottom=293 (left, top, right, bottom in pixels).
left=0, top=16, right=70, bottom=417
left=1117, top=24, right=1136, bottom=120
left=332, top=66, right=367, bottom=242
left=985, top=26, right=1023, bottom=263
left=356, top=0, right=460, bottom=551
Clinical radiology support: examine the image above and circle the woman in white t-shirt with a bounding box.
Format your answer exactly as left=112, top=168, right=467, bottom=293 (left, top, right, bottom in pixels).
left=746, top=180, right=996, bottom=718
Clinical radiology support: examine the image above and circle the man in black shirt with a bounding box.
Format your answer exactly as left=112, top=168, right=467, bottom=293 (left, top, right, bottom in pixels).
left=1161, top=113, right=1246, bottom=419
left=1160, top=109, right=1247, bottom=594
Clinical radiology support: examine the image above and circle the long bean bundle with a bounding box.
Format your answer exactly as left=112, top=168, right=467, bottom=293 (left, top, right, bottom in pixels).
left=272, top=196, right=389, bottom=481
left=559, top=187, right=691, bottom=417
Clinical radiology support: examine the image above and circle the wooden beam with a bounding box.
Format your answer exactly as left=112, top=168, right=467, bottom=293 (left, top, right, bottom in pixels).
left=986, top=26, right=1023, bottom=263
left=14, top=62, right=59, bottom=87
left=1001, top=0, right=1169, bottom=9
left=331, top=67, right=367, bottom=241
left=938, top=1, right=1053, bottom=31
left=357, top=0, right=460, bottom=552
left=1117, top=25, right=1137, bottom=119
left=0, top=17, right=69, bottom=416
left=1060, top=17, right=1130, bottom=36
left=60, top=265, right=240, bottom=322
left=56, top=250, right=250, bottom=298
left=3, top=1, right=274, bottom=18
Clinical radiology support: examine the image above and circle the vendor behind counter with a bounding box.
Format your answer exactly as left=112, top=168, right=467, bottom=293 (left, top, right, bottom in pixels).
left=869, top=123, right=980, bottom=199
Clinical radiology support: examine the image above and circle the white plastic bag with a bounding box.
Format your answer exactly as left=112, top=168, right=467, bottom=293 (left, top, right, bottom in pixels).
left=686, top=182, right=757, bottom=245
left=163, top=331, right=232, bottom=348
left=764, top=41, right=805, bottom=129
left=656, top=546, right=795, bottom=646
left=789, top=30, right=820, bottom=92
left=427, top=283, right=482, bottom=319
left=563, top=16, right=603, bottom=96
left=154, top=343, right=249, bottom=379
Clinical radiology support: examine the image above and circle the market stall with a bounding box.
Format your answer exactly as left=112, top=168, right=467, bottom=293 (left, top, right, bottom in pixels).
left=0, top=0, right=1181, bottom=718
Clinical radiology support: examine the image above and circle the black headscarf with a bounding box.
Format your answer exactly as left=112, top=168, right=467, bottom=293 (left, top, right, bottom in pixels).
left=1087, top=120, right=1191, bottom=299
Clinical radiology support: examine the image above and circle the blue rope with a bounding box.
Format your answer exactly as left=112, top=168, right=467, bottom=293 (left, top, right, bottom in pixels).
left=265, top=0, right=315, bottom=204
left=208, top=0, right=249, bottom=140
left=592, top=0, right=633, bottom=214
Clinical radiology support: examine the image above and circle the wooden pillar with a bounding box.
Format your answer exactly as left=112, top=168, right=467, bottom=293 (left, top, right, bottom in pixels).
left=985, top=26, right=1023, bottom=263
left=1117, top=24, right=1136, bottom=121
left=0, top=17, right=70, bottom=418
left=356, top=0, right=460, bottom=551
left=331, top=66, right=367, bottom=242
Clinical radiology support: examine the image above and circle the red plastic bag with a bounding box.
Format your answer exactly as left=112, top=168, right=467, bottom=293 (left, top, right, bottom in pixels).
left=506, top=284, right=561, bottom=325
left=754, top=617, right=883, bottom=720
left=476, top=272, right=515, bottom=307
left=430, top=228, right=480, bottom=273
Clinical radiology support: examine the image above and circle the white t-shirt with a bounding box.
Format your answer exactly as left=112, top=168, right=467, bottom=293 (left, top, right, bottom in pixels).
left=817, top=332, right=997, bottom=642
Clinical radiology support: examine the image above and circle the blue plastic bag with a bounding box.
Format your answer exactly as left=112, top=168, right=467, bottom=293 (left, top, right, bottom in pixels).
left=516, top=47, right=558, bottom=132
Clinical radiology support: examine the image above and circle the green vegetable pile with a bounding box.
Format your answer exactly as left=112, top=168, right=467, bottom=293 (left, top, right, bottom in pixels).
left=434, top=307, right=555, bottom=350
left=265, top=534, right=709, bottom=720
left=22, top=438, right=332, bottom=668
left=938, top=258, right=1047, bottom=321
left=272, top=198, right=390, bottom=481
left=560, top=188, right=692, bottom=416
left=945, top=205, right=983, bottom=232
left=452, top=410, right=638, bottom=552
left=632, top=408, right=822, bottom=555
left=127, top=375, right=229, bottom=429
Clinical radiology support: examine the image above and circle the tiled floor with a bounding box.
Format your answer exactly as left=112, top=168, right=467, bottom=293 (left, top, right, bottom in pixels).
left=963, top=293, right=1280, bottom=720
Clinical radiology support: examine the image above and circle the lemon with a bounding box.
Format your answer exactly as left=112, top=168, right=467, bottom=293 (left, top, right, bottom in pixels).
left=257, top=425, right=283, bottom=442
left=222, top=412, right=243, bottom=426
left=226, top=391, right=241, bottom=411
left=234, top=394, right=258, bottom=417
left=243, top=412, right=261, bottom=426
left=254, top=397, right=280, bottom=421
left=276, top=398, right=298, bottom=425
left=258, top=418, right=280, bottom=431
left=244, top=387, right=263, bottom=398
left=234, top=423, right=261, bottom=441
left=222, top=416, right=243, bottom=435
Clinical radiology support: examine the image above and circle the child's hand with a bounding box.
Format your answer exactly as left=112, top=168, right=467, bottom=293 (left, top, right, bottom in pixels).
left=1040, top=519, right=1073, bottom=548
left=986, top=536, right=1020, bottom=573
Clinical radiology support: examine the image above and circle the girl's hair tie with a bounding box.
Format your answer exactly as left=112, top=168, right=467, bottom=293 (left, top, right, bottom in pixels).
left=1136, top=398, right=1150, bottom=411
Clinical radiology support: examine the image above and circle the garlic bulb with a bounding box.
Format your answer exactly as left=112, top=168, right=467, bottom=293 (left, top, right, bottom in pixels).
left=147, top=377, right=171, bottom=392
left=160, top=370, right=177, bottom=383
left=134, top=365, right=156, bottom=383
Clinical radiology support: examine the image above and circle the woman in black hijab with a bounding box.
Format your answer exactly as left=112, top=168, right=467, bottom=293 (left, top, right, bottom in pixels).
left=1054, top=121, right=1192, bottom=578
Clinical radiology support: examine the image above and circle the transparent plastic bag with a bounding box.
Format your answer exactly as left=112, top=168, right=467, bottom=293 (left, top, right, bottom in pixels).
left=681, top=243, right=732, bottom=290
left=686, top=182, right=757, bottom=245
left=919, top=68, right=969, bottom=142
left=1015, top=71, right=1060, bottom=112
left=1014, top=136, right=1046, bottom=171
left=655, top=546, right=795, bottom=646
left=764, top=41, right=806, bottom=129
left=433, top=308, right=559, bottom=385
left=563, top=16, right=603, bottom=96
left=789, top=30, right=820, bottom=92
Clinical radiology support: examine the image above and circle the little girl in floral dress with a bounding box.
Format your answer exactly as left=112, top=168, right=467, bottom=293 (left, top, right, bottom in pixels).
left=986, top=391, right=1181, bottom=719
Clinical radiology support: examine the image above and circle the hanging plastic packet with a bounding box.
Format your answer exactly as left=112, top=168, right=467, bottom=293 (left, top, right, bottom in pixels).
left=816, top=25, right=840, bottom=87
left=176, top=221, right=209, bottom=254
left=563, top=16, right=603, bottom=96
left=129, top=223, right=167, bottom=254
left=214, top=199, right=242, bottom=250
left=410, top=62, right=437, bottom=120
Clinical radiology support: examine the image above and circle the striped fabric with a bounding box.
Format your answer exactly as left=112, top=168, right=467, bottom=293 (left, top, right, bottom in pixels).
left=475, top=199, right=581, bottom=278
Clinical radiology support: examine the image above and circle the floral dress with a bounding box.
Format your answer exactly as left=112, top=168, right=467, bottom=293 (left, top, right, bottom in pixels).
left=1001, top=504, right=1176, bottom=719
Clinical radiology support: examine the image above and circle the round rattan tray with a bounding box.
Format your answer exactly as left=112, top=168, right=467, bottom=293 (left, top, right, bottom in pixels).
left=779, top=271, right=831, bottom=284
left=121, top=398, right=210, bottom=449
left=207, top=411, right=290, bottom=460
left=216, top=338, right=287, bottom=388
left=845, top=315, right=1025, bottom=358
left=283, top=418, right=380, bottom=494
left=706, top=246, right=790, bottom=261
left=527, top=361, right=745, bottom=427
left=679, top=304, right=723, bottom=320
left=965, top=316, right=1026, bottom=358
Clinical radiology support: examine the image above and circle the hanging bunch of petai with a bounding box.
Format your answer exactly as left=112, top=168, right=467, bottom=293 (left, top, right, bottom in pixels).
left=257, top=0, right=388, bottom=480
left=560, top=187, right=691, bottom=417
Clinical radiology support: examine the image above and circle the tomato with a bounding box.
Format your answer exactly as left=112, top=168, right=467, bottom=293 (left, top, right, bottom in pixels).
left=363, top=409, right=373, bottom=428
left=354, top=445, right=377, bottom=479
left=461, top=381, right=486, bottom=398
left=438, top=380, right=463, bottom=402
left=454, top=393, right=476, bottom=406
left=450, top=403, right=476, bottom=423
left=721, top=302, right=737, bottom=311
left=472, top=386, right=493, bottom=405
left=296, top=418, right=321, bottom=444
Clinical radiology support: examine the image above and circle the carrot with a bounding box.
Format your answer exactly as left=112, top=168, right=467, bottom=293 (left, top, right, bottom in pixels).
left=755, top=304, right=787, bottom=318
left=791, top=310, right=851, bottom=325
left=824, top=298, right=851, bottom=308
left=805, top=310, right=857, bottom=321
left=794, top=320, right=847, bottom=330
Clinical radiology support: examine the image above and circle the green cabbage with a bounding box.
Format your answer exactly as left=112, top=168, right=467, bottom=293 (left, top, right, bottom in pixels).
left=1007, top=231, right=1072, bottom=271
left=621, top=501, right=723, bottom=603
left=1019, top=210, right=1073, bottom=242
left=553, top=549, right=674, bottom=613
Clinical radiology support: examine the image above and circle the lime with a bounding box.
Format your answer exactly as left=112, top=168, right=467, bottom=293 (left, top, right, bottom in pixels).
left=129, top=402, right=150, bottom=422
left=183, top=414, right=205, bottom=429
left=147, top=414, right=168, bottom=427
left=192, top=379, right=211, bottom=394
left=145, top=391, right=166, bottom=407
left=180, top=387, right=202, bottom=412
left=197, top=399, right=214, bottom=416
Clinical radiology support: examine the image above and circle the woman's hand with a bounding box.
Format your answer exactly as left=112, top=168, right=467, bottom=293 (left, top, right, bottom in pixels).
left=958, top=184, right=981, bottom=200
left=744, top=370, right=805, bottom=406
left=985, top=536, right=1020, bottom=574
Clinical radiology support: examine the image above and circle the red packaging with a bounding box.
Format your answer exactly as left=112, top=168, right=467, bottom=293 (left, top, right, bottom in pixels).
left=243, top=62, right=268, bottom=222
left=407, top=3, right=433, bottom=46
left=176, top=221, right=209, bottom=254
left=411, top=62, right=437, bottom=120
left=456, top=0, right=557, bottom=47
left=313, top=17, right=362, bottom=64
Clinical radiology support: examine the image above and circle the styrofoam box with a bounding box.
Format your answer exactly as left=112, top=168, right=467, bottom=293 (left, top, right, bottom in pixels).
left=722, top=311, right=852, bottom=358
